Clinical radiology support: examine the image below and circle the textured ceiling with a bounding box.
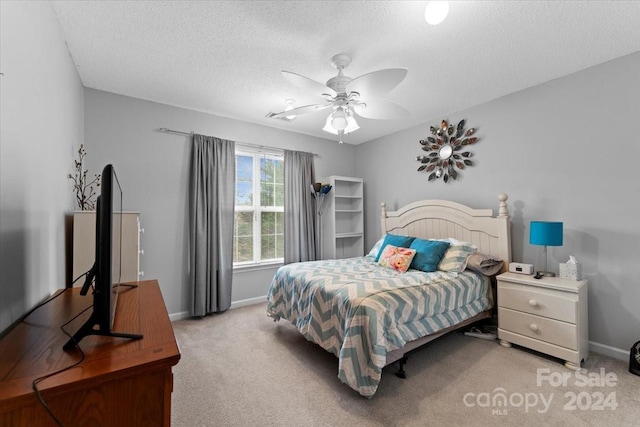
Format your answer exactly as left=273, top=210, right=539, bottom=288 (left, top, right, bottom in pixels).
left=49, top=1, right=640, bottom=145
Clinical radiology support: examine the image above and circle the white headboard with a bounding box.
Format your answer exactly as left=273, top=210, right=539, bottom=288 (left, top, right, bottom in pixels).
left=380, top=193, right=512, bottom=270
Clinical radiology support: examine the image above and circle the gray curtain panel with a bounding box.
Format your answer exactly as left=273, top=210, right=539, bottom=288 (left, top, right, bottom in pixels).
left=284, top=150, right=317, bottom=263
left=189, top=134, right=235, bottom=316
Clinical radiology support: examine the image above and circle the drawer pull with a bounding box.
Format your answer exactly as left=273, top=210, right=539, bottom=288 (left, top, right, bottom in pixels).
left=529, top=323, right=539, bottom=332
left=528, top=299, right=538, bottom=307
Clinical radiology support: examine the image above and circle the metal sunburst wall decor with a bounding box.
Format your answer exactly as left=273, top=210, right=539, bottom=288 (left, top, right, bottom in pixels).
left=416, top=119, right=479, bottom=183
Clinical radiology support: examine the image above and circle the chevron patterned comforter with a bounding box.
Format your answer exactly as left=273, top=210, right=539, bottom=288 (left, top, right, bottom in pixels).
left=266, top=256, right=492, bottom=397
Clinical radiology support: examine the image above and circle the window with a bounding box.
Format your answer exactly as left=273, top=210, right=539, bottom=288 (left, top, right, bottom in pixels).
left=234, top=151, right=284, bottom=266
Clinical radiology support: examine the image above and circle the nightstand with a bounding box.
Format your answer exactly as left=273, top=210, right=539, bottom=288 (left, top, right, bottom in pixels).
left=496, top=272, right=588, bottom=370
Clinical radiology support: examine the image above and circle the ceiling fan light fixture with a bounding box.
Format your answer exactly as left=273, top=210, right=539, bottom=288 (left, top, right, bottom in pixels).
left=345, top=109, right=360, bottom=133
left=345, top=117, right=359, bottom=133
left=425, top=1, right=449, bottom=25
left=323, top=108, right=359, bottom=136
left=284, top=99, right=296, bottom=120
left=330, top=108, right=348, bottom=131
left=322, top=115, right=337, bottom=134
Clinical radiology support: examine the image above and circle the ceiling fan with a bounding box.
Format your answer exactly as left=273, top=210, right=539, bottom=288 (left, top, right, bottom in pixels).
left=267, top=53, right=409, bottom=142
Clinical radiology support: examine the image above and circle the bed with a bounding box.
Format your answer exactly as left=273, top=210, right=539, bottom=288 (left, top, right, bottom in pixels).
left=266, top=194, right=511, bottom=397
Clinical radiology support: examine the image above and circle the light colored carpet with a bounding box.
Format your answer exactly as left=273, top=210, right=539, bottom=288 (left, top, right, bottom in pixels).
left=171, top=303, right=639, bottom=427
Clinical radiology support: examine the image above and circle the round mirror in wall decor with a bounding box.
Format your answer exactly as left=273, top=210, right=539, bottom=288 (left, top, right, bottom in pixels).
left=416, top=119, right=479, bottom=183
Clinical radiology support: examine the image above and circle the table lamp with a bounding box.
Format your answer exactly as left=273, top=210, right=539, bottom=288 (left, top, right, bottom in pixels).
left=529, top=221, right=563, bottom=277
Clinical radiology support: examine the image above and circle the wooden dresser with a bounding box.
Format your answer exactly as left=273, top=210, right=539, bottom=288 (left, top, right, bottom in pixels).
left=0, top=280, right=180, bottom=426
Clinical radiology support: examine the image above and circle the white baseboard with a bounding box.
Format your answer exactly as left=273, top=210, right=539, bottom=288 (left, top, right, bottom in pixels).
left=169, top=296, right=266, bottom=321
left=169, top=311, right=190, bottom=322
left=589, top=341, right=629, bottom=362
left=230, top=295, right=267, bottom=309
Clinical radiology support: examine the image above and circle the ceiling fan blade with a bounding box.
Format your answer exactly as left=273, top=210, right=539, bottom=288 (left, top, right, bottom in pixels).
left=352, top=98, right=410, bottom=120
left=346, top=68, right=408, bottom=97
left=281, top=71, right=337, bottom=98
left=268, top=103, right=332, bottom=119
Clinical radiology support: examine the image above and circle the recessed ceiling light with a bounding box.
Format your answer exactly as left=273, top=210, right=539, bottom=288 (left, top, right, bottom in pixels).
left=425, top=1, right=449, bottom=25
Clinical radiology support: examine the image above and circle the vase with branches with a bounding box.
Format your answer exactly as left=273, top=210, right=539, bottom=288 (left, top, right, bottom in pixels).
left=68, top=144, right=100, bottom=210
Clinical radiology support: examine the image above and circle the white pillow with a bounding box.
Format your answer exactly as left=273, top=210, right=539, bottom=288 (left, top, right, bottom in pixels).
left=367, top=235, right=386, bottom=257
left=438, top=237, right=477, bottom=250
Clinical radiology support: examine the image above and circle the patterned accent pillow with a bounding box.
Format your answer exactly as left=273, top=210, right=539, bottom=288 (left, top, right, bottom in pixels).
left=377, top=244, right=417, bottom=273
left=438, top=243, right=477, bottom=273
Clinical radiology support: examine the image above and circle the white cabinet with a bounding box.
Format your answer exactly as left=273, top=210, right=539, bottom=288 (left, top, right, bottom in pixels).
left=497, top=272, right=588, bottom=370
left=319, top=176, right=364, bottom=259
left=72, top=211, right=143, bottom=284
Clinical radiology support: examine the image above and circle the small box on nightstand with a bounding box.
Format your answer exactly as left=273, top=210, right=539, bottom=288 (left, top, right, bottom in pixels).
left=559, top=262, right=582, bottom=280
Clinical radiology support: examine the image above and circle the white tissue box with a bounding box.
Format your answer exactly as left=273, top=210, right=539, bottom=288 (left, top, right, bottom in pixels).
left=559, top=263, right=582, bottom=280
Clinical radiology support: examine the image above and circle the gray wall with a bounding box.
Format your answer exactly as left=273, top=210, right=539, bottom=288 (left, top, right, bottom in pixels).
left=355, top=52, right=640, bottom=355
left=0, top=1, right=83, bottom=332
left=2, top=1, right=636, bottom=357
left=83, top=89, right=357, bottom=318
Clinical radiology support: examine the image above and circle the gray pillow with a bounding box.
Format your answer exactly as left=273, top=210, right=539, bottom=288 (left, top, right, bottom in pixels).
left=466, top=253, right=503, bottom=276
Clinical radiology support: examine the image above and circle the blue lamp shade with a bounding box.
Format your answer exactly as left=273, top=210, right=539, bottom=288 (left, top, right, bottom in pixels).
left=529, top=221, right=563, bottom=246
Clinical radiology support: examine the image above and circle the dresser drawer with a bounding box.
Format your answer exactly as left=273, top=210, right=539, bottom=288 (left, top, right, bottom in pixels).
left=498, top=307, right=577, bottom=350
left=498, top=280, right=577, bottom=323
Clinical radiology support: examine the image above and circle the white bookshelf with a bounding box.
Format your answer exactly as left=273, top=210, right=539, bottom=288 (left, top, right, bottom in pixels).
left=319, top=176, right=364, bottom=259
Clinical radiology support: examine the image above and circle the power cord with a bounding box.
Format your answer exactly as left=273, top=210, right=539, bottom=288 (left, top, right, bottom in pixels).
left=32, top=304, right=91, bottom=426
left=1, top=272, right=88, bottom=338
left=9, top=270, right=94, bottom=427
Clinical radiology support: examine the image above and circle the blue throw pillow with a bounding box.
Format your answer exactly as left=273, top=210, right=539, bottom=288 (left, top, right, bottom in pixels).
left=409, top=238, right=451, bottom=272
left=375, top=234, right=415, bottom=262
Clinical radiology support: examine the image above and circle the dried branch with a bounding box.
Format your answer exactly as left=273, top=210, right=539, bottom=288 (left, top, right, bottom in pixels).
left=68, top=144, right=100, bottom=210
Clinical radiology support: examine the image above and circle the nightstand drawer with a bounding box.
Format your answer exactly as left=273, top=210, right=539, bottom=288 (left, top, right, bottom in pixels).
left=498, top=307, right=578, bottom=350
left=498, top=280, right=577, bottom=323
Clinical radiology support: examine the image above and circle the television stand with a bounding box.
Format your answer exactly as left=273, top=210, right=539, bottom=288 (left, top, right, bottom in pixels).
left=0, top=280, right=180, bottom=427
left=62, top=310, right=143, bottom=351
left=62, top=282, right=143, bottom=351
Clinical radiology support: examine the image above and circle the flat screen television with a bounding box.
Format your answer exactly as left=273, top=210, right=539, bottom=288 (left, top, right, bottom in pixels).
left=63, top=164, right=142, bottom=350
